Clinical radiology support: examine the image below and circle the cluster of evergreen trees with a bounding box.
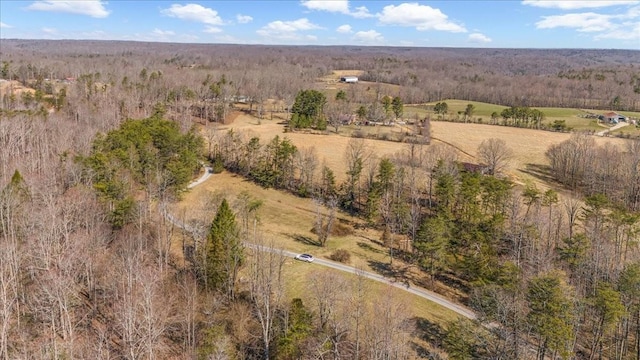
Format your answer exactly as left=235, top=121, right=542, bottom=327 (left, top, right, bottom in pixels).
left=81, top=108, right=203, bottom=228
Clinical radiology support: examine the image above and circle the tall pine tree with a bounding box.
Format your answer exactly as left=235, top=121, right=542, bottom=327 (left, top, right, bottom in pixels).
left=205, top=199, right=243, bottom=298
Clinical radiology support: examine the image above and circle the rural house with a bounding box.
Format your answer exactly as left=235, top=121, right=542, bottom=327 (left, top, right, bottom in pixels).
left=602, top=111, right=627, bottom=124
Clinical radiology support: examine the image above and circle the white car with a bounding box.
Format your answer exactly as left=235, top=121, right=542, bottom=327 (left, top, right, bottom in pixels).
left=295, top=253, right=314, bottom=263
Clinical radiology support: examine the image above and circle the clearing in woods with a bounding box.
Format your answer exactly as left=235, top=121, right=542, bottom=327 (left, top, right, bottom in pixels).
left=177, top=108, right=632, bottom=325
left=215, top=111, right=629, bottom=185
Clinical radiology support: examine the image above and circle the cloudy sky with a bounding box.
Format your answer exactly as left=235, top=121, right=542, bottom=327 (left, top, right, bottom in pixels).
left=1, top=0, right=639, bottom=49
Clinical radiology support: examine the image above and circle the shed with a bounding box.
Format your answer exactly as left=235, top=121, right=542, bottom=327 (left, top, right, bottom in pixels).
left=340, top=76, right=358, bottom=83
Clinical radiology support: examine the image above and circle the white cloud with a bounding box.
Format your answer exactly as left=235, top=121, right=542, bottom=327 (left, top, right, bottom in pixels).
left=213, top=34, right=243, bottom=44
left=536, top=12, right=614, bottom=32
left=336, top=24, right=352, bottom=33
left=377, top=3, right=466, bottom=33
left=535, top=6, right=640, bottom=41
left=257, top=18, right=322, bottom=40
left=301, top=0, right=349, bottom=13
left=353, top=30, right=384, bottom=44
left=0, top=22, right=12, bottom=28
left=596, top=21, right=640, bottom=40
left=80, top=30, right=108, bottom=39
left=301, top=0, right=373, bottom=18
left=42, top=27, right=58, bottom=34
left=27, top=0, right=109, bottom=18
left=161, top=4, right=223, bottom=25
left=204, top=26, right=223, bottom=34
left=125, top=31, right=199, bottom=43
left=468, top=32, right=492, bottom=43
left=152, top=28, right=175, bottom=36
left=351, top=6, right=373, bottom=18
left=150, top=28, right=177, bottom=42
left=236, top=14, right=253, bottom=24
left=522, top=0, right=639, bottom=10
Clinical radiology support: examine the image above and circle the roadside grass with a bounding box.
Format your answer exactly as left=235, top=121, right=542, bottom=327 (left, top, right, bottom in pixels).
left=174, top=171, right=393, bottom=267
left=281, top=261, right=462, bottom=324
left=609, top=124, right=640, bottom=138
left=173, top=170, right=466, bottom=325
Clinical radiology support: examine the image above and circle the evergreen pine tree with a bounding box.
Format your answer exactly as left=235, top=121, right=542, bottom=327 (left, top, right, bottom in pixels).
left=205, top=199, right=243, bottom=297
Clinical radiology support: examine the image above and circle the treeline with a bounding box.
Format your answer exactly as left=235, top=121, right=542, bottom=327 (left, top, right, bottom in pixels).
left=432, top=102, right=553, bottom=131
left=547, top=134, right=640, bottom=211
left=3, top=40, right=640, bottom=112
left=1, top=39, right=639, bottom=359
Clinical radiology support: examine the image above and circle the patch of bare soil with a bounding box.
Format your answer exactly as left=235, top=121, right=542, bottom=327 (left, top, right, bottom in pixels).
left=225, top=110, right=243, bottom=125
left=0, top=80, right=35, bottom=97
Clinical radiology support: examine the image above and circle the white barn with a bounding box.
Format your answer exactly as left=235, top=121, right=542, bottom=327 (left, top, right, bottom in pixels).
left=340, top=76, right=358, bottom=83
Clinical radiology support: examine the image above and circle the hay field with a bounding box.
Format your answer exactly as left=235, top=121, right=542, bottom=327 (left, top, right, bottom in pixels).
left=221, top=112, right=630, bottom=185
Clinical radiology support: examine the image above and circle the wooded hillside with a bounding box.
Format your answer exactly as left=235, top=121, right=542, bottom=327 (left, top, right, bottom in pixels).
left=1, top=40, right=639, bottom=359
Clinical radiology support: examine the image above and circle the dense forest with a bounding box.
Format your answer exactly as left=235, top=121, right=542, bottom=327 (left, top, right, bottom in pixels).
left=1, top=40, right=639, bottom=359
left=2, top=40, right=640, bottom=112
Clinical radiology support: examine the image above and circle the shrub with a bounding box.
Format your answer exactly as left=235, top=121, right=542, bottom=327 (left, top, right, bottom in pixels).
left=352, top=130, right=366, bottom=138
left=329, top=249, right=351, bottom=263
left=212, top=155, right=224, bottom=173
left=331, top=221, right=353, bottom=236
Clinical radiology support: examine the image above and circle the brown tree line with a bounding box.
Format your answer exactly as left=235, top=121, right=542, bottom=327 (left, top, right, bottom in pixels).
left=3, top=40, right=640, bottom=113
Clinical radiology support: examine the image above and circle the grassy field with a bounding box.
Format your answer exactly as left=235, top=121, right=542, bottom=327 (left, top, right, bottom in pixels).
left=171, top=170, right=465, bottom=324
left=224, top=112, right=629, bottom=184
left=609, top=123, right=640, bottom=138
left=177, top=109, right=634, bottom=335
left=403, top=100, right=631, bottom=132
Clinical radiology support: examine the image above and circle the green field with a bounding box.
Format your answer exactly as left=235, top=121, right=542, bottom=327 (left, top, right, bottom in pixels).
left=403, top=99, right=640, bottom=132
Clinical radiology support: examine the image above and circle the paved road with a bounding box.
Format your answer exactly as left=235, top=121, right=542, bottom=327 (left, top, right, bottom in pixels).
left=171, top=167, right=477, bottom=320
left=187, top=166, right=213, bottom=188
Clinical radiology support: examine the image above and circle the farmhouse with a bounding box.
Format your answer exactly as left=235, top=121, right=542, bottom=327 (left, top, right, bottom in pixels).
left=340, top=76, right=358, bottom=83
left=602, top=111, right=627, bottom=124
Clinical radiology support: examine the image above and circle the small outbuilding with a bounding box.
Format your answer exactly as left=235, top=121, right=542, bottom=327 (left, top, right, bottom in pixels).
left=340, top=76, right=358, bottom=83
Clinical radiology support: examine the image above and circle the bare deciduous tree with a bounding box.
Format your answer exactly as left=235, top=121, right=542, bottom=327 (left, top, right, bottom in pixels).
left=248, top=237, right=286, bottom=359
left=314, top=197, right=337, bottom=247
left=477, top=138, right=513, bottom=176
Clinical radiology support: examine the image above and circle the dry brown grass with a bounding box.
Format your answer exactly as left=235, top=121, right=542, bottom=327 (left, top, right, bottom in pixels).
left=179, top=110, right=635, bottom=327
left=222, top=112, right=630, bottom=187
left=0, top=80, right=35, bottom=97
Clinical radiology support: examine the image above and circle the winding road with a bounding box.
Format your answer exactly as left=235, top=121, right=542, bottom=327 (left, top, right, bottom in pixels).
left=171, top=167, right=477, bottom=320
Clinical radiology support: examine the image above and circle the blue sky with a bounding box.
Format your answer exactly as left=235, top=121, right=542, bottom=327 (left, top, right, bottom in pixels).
left=1, top=1, right=639, bottom=49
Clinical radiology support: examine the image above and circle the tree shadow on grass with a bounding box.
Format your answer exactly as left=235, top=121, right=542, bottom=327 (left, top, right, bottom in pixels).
left=287, top=233, right=320, bottom=247
left=367, top=259, right=415, bottom=282
left=357, top=241, right=384, bottom=254
left=411, top=317, right=446, bottom=357
left=520, top=163, right=560, bottom=186
left=367, top=260, right=396, bottom=279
